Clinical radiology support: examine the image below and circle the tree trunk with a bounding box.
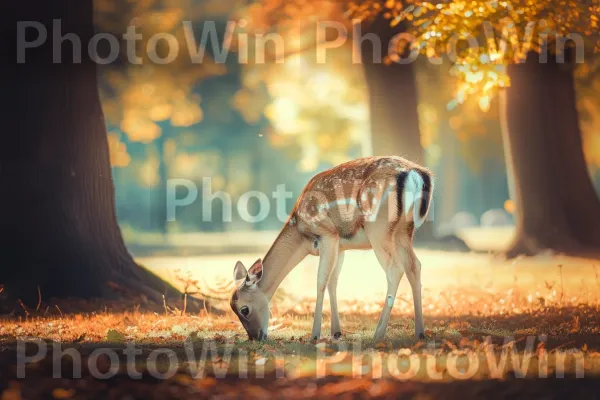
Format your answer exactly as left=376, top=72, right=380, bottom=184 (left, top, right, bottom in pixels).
left=361, top=17, right=431, bottom=238
left=361, top=17, right=425, bottom=163
left=501, top=51, right=600, bottom=258
left=360, top=16, right=468, bottom=250
left=0, top=0, right=180, bottom=305
left=437, top=120, right=460, bottom=226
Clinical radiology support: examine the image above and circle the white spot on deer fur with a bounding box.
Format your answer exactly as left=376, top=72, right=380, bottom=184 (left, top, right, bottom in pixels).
left=317, top=203, right=330, bottom=212
left=318, top=198, right=357, bottom=212
left=387, top=295, right=394, bottom=307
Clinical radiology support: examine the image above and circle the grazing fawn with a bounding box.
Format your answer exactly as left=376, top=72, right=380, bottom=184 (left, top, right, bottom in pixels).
left=230, top=156, right=433, bottom=341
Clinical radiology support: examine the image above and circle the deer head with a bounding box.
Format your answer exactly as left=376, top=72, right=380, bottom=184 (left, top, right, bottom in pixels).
left=229, top=259, right=270, bottom=340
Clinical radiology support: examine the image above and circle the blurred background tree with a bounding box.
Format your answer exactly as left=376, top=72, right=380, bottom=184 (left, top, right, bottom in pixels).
left=576, top=55, right=600, bottom=176
left=416, top=60, right=509, bottom=232
left=1, top=0, right=187, bottom=303
left=97, top=0, right=229, bottom=235
left=94, top=0, right=600, bottom=258
left=5, top=0, right=600, bottom=306
left=403, top=0, right=600, bottom=256
left=234, top=0, right=474, bottom=248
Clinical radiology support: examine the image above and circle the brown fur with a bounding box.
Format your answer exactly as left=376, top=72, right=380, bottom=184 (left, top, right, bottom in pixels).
left=290, top=156, right=431, bottom=240
left=230, top=156, right=433, bottom=341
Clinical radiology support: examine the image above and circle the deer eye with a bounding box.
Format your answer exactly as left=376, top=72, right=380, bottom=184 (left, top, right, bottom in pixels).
left=240, top=306, right=250, bottom=317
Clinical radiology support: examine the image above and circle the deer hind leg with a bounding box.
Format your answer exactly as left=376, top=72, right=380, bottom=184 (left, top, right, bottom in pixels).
left=328, top=250, right=344, bottom=339
left=372, top=250, right=404, bottom=342
left=365, top=221, right=404, bottom=342
left=400, top=245, right=425, bottom=339
left=311, top=235, right=340, bottom=340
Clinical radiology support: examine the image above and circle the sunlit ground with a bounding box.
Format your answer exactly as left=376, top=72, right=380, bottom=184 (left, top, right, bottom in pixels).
left=135, top=227, right=517, bottom=304
left=3, top=228, right=600, bottom=398
left=141, top=226, right=598, bottom=313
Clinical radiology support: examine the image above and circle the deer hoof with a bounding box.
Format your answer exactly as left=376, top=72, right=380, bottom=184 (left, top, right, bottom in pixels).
left=333, top=332, right=342, bottom=339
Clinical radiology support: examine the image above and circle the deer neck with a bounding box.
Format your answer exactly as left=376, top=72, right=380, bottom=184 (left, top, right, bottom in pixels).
left=258, top=222, right=308, bottom=300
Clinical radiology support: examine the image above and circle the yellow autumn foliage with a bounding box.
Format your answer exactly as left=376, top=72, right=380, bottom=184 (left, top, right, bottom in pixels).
left=234, top=2, right=368, bottom=170
left=374, top=0, right=600, bottom=107
left=95, top=0, right=230, bottom=165
left=107, top=133, right=131, bottom=167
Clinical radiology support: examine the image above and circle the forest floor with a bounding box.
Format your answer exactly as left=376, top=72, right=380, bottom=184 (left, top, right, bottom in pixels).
left=2, top=250, right=600, bottom=399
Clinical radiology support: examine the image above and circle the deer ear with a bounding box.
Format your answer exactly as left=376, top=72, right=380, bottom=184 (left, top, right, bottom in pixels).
left=233, top=261, right=247, bottom=282
left=246, top=258, right=263, bottom=285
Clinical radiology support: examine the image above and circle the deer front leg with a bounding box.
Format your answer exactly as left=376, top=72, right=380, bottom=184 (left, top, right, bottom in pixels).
left=311, top=236, right=339, bottom=341
left=328, top=250, right=344, bottom=339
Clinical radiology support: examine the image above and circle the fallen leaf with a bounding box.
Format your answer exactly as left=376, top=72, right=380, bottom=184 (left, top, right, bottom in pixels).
left=173, top=373, right=193, bottom=385
left=52, top=388, right=75, bottom=399
left=193, top=377, right=217, bottom=389
left=213, top=333, right=226, bottom=343
left=73, top=333, right=85, bottom=343
left=570, top=316, right=580, bottom=333
left=1, top=382, right=22, bottom=400
left=106, top=329, right=125, bottom=343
